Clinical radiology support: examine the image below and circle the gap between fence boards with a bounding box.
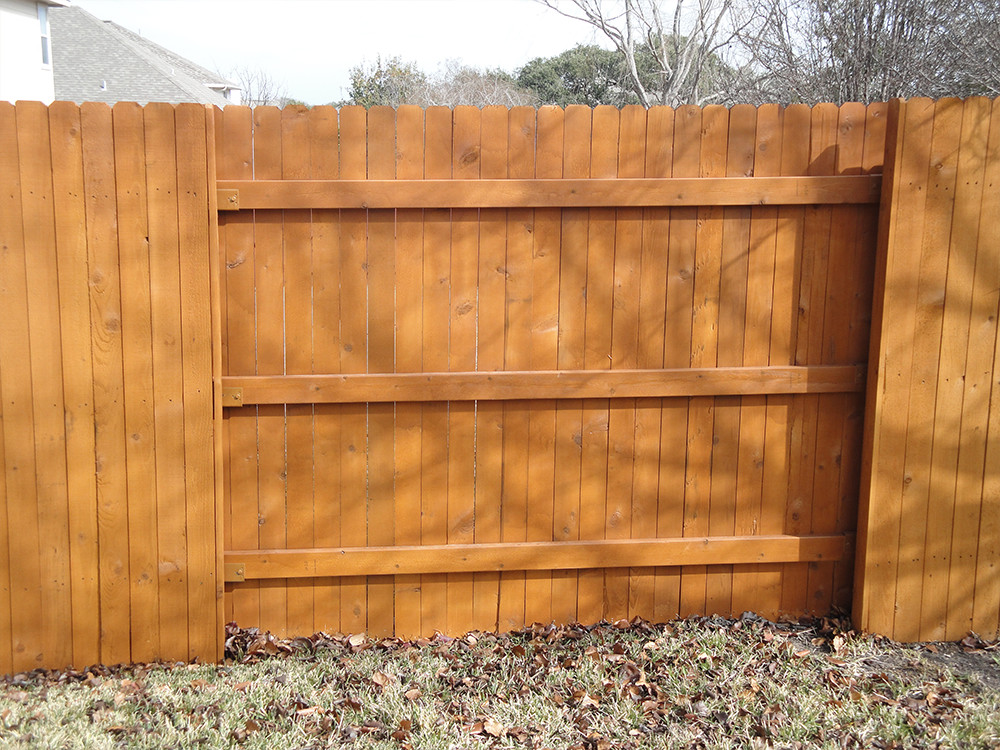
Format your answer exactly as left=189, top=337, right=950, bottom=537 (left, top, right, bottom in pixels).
left=220, top=365, right=864, bottom=406
left=216, top=175, right=881, bottom=210
left=223, top=535, right=852, bottom=582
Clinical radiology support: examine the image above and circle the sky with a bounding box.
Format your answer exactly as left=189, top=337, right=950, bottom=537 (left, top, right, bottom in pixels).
left=73, top=0, right=608, bottom=105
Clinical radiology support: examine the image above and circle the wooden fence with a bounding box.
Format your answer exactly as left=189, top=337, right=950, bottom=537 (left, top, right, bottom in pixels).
left=855, top=97, right=1000, bottom=642
left=0, top=101, right=221, bottom=671
left=0, top=97, right=997, bottom=673
left=215, top=102, right=883, bottom=639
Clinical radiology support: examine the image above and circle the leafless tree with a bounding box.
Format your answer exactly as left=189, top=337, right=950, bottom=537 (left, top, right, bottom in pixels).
left=228, top=66, right=288, bottom=107
left=347, top=57, right=537, bottom=108
left=414, top=61, right=539, bottom=108
left=732, top=0, right=1000, bottom=103
left=942, top=0, right=1000, bottom=97
left=536, top=0, right=750, bottom=106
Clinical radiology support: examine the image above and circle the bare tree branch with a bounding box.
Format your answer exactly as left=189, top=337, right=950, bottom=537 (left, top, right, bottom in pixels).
left=227, top=66, right=287, bottom=107
left=537, top=0, right=746, bottom=106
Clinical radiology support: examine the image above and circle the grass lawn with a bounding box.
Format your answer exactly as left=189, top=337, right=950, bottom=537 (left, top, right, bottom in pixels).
left=2, top=615, right=998, bottom=749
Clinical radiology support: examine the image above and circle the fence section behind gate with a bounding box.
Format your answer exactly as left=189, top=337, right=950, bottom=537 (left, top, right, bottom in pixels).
left=216, top=102, right=885, bottom=638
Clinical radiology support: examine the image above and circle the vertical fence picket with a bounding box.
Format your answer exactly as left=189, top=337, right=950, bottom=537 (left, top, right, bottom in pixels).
left=735, top=104, right=780, bottom=618
left=420, top=106, right=454, bottom=635
left=394, top=105, right=425, bottom=637
left=112, top=102, right=159, bottom=661
left=310, top=105, right=343, bottom=634
left=636, top=105, right=672, bottom=622
left=49, top=101, right=101, bottom=667
left=708, top=103, right=755, bottom=617
left=338, top=106, right=369, bottom=636
left=145, top=103, right=189, bottom=655
left=972, top=99, right=1000, bottom=639
left=552, top=105, right=591, bottom=625
left=219, top=106, right=259, bottom=630
left=607, top=105, right=645, bottom=621
left=658, top=105, right=699, bottom=621
left=81, top=102, right=134, bottom=666
left=920, top=99, right=979, bottom=640
left=17, top=101, right=74, bottom=668
left=681, top=105, right=728, bottom=617
left=473, top=106, right=508, bottom=632
left=524, top=106, right=563, bottom=627
left=447, top=106, right=481, bottom=635
left=0, top=103, right=45, bottom=671
left=944, top=97, right=994, bottom=638
left=819, top=101, right=868, bottom=613
left=280, top=106, right=316, bottom=637
left=366, top=106, right=397, bottom=637
left=175, top=103, right=219, bottom=660
left=498, top=106, right=535, bottom=631
left=775, top=104, right=812, bottom=617
left=578, top=106, right=618, bottom=624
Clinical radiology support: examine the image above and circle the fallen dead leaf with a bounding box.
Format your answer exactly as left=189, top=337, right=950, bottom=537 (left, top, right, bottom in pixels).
left=371, top=670, right=395, bottom=686
left=483, top=716, right=504, bottom=737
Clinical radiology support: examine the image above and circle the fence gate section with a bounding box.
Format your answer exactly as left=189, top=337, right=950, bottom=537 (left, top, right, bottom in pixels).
left=216, top=102, right=884, bottom=638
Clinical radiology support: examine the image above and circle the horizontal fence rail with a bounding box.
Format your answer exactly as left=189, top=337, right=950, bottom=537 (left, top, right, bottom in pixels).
left=220, top=365, right=866, bottom=405
left=216, top=175, right=882, bottom=210
left=224, top=535, right=852, bottom=581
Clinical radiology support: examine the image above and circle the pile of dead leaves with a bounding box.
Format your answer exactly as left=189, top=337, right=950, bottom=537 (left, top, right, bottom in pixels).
left=3, top=615, right=998, bottom=749
left=214, top=615, right=1000, bottom=749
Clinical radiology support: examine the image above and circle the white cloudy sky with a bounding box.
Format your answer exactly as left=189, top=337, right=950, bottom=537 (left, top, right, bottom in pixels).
left=73, top=0, right=608, bottom=104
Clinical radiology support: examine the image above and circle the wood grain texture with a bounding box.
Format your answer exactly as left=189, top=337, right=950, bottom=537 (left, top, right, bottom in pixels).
left=48, top=102, right=101, bottom=668
left=1, top=103, right=46, bottom=671
left=218, top=175, right=881, bottom=209
left=111, top=102, right=159, bottom=662
left=228, top=535, right=851, bottom=579
left=222, top=366, right=865, bottom=404
left=17, top=101, right=74, bottom=668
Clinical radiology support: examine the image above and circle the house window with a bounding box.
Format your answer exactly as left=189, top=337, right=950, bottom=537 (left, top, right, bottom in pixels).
left=38, top=4, right=50, bottom=66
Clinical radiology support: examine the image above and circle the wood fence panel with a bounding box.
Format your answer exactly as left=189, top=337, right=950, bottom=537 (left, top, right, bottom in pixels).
left=0, top=102, right=220, bottom=672
left=857, top=96, right=1000, bottom=642
left=217, top=102, right=886, bottom=640
left=29, top=96, right=1000, bottom=668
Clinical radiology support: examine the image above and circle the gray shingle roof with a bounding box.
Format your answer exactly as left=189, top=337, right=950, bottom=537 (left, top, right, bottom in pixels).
left=50, top=6, right=237, bottom=106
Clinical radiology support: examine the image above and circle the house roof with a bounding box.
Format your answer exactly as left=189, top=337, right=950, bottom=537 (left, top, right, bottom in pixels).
left=50, top=5, right=238, bottom=106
